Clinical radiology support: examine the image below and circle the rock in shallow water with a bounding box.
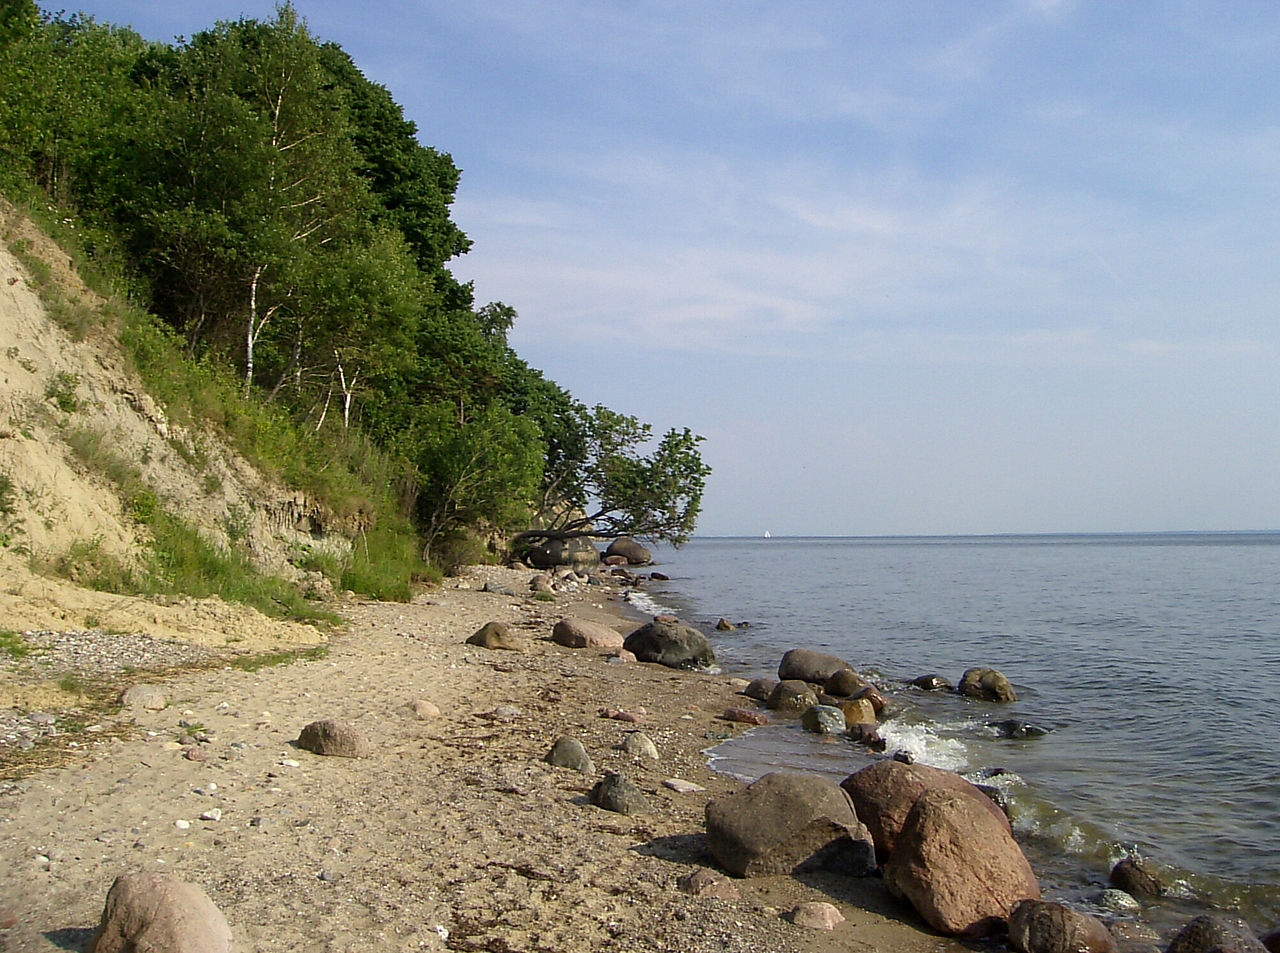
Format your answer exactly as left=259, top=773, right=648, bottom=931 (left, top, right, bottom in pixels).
left=1166, top=915, right=1268, bottom=953
left=1008, top=899, right=1115, bottom=953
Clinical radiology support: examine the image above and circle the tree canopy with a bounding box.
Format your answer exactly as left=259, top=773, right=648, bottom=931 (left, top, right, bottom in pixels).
left=0, top=3, right=710, bottom=563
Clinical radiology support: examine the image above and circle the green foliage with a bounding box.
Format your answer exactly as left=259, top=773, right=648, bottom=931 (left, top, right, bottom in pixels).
left=524, top=405, right=710, bottom=547
left=36, top=538, right=137, bottom=592
left=44, top=371, right=80, bottom=412
left=0, top=628, right=32, bottom=658
left=0, top=2, right=711, bottom=579
left=228, top=643, right=328, bottom=672
left=411, top=402, right=543, bottom=560
left=342, top=516, right=429, bottom=601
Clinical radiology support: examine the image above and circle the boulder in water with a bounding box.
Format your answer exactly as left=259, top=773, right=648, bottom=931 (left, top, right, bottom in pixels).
left=778, top=648, right=854, bottom=684
left=959, top=666, right=1017, bottom=702
left=1166, top=915, right=1268, bottom=953
left=1008, top=899, right=1115, bottom=953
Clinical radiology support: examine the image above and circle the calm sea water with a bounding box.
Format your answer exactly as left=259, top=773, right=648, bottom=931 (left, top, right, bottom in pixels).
left=640, top=534, right=1280, bottom=932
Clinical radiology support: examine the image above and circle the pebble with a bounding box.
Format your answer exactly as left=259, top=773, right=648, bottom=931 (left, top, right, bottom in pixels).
left=662, top=778, right=705, bottom=794
left=200, top=809, right=222, bottom=822
left=174, top=820, right=191, bottom=830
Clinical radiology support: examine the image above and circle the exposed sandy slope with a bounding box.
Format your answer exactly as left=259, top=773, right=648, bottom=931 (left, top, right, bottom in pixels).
left=0, top=568, right=965, bottom=953
left=0, top=203, right=352, bottom=602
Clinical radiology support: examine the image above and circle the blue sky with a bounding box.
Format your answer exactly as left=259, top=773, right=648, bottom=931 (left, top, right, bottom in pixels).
left=70, top=1, right=1280, bottom=535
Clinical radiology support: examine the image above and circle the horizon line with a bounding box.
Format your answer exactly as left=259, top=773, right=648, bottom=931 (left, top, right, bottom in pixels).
left=687, top=528, right=1280, bottom=541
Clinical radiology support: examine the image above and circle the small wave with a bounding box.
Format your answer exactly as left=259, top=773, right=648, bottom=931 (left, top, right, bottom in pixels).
left=878, top=721, right=970, bottom=772
left=622, top=587, right=680, bottom=619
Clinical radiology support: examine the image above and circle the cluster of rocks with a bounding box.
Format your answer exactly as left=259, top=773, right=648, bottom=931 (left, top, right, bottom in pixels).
left=516, top=535, right=654, bottom=572
left=0, top=707, right=66, bottom=750
left=710, top=643, right=1280, bottom=950
left=909, top=665, right=1019, bottom=703
left=465, top=609, right=718, bottom=673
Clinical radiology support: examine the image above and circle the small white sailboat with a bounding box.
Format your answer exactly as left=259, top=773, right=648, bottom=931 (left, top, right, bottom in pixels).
left=763, top=530, right=772, bottom=539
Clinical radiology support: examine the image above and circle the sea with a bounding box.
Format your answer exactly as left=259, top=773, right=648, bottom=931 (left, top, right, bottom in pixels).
left=634, top=533, right=1280, bottom=935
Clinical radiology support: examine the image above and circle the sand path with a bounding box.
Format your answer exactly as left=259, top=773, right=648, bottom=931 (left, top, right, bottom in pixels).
left=0, top=568, right=961, bottom=953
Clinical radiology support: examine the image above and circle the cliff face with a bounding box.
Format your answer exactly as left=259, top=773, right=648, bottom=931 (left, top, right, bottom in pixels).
left=0, top=204, right=349, bottom=637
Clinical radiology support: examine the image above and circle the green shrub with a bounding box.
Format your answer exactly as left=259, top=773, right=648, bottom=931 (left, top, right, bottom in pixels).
left=0, top=629, right=31, bottom=658
left=44, top=371, right=80, bottom=412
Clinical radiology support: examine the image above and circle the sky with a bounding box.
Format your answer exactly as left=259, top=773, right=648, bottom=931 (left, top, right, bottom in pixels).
left=67, top=1, right=1280, bottom=536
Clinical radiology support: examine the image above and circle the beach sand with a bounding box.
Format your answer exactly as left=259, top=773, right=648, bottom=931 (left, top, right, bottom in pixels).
left=0, top=565, right=966, bottom=953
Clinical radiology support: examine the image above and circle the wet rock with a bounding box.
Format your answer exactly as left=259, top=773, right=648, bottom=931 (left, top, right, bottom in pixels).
left=825, top=668, right=870, bottom=697
left=705, top=771, right=875, bottom=878
left=854, top=685, right=889, bottom=716
left=296, top=720, right=372, bottom=758
left=910, top=674, right=952, bottom=692
left=836, top=697, right=877, bottom=725
left=741, top=677, right=778, bottom=701
left=87, top=872, right=231, bottom=953
left=800, top=705, right=846, bottom=734
left=678, top=867, right=740, bottom=899
left=778, top=648, right=853, bottom=684
left=1166, top=916, right=1268, bottom=953
left=623, top=618, right=715, bottom=669
left=840, top=759, right=1011, bottom=862
left=465, top=621, right=530, bottom=651
left=989, top=718, right=1050, bottom=739
left=1094, top=889, right=1142, bottom=913
left=605, top=537, right=651, bottom=566
left=545, top=737, right=595, bottom=774
left=589, top=771, right=652, bottom=814
left=883, top=788, right=1040, bottom=937
left=767, top=679, right=819, bottom=714
left=846, top=723, right=887, bottom=750
left=715, top=618, right=736, bottom=630
left=1110, top=855, right=1163, bottom=897
left=552, top=617, right=625, bottom=650
left=1008, top=899, right=1115, bottom=953
left=959, top=666, right=1017, bottom=702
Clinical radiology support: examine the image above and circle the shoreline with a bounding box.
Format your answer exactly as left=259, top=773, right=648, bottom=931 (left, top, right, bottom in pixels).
left=0, top=564, right=967, bottom=953
left=644, top=547, right=1279, bottom=946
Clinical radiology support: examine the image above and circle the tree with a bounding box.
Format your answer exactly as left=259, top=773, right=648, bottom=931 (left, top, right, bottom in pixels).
left=516, top=404, right=711, bottom=548
left=412, top=402, right=544, bottom=560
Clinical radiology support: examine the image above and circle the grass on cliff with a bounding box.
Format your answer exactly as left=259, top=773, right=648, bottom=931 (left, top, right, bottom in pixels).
left=57, top=427, right=339, bottom=623
left=3, top=201, right=428, bottom=602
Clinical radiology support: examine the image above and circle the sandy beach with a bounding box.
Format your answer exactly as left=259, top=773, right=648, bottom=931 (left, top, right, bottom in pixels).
left=0, top=565, right=966, bottom=953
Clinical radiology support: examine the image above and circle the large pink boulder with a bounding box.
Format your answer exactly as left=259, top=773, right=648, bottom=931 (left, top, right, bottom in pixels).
left=552, top=617, right=626, bottom=650
left=88, top=873, right=231, bottom=953
left=883, top=789, right=1040, bottom=937
left=840, top=759, right=1010, bottom=862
